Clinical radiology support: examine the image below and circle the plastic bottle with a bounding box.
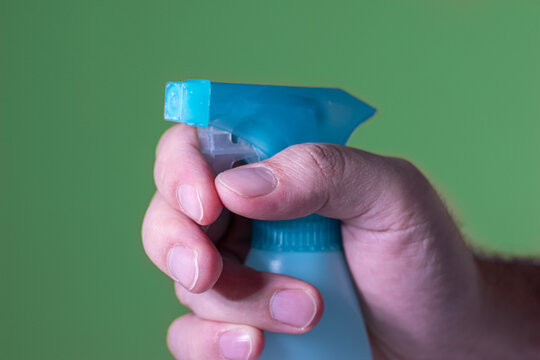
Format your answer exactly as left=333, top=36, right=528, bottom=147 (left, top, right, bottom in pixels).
left=164, top=80, right=376, bottom=359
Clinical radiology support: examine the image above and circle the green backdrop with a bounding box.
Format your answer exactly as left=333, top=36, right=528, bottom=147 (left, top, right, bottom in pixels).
left=1, top=0, right=539, bottom=358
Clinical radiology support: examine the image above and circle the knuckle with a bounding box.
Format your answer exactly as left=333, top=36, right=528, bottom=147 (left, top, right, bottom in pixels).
left=141, top=204, right=164, bottom=256
left=153, top=157, right=170, bottom=192
left=154, top=154, right=178, bottom=198
left=385, top=157, right=434, bottom=207
left=155, top=216, right=184, bottom=245
left=141, top=209, right=153, bottom=250
left=389, top=157, right=427, bottom=189
left=299, top=143, right=346, bottom=184
left=142, top=214, right=179, bottom=267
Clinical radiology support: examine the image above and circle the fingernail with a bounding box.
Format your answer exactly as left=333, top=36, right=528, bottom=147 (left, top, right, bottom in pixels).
left=219, top=330, right=252, bottom=360
left=167, top=246, right=199, bottom=290
left=270, top=289, right=317, bottom=329
left=177, top=184, right=203, bottom=222
left=218, top=166, right=277, bottom=197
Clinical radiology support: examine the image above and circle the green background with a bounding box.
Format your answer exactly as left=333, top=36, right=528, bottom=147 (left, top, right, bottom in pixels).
left=1, top=0, right=539, bottom=358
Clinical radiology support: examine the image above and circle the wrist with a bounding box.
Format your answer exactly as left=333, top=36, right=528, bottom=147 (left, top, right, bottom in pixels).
left=473, top=256, right=540, bottom=359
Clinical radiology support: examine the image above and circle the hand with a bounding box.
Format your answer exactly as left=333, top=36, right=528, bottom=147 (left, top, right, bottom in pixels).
left=142, top=124, right=539, bottom=360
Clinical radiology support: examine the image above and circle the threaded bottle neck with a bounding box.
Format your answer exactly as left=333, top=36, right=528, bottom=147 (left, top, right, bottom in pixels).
left=251, top=214, right=342, bottom=252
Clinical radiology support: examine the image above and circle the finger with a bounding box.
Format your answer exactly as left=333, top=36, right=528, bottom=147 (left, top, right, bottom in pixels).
left=154, top=123, right=222, bottom=225
left=176, top=259, right=324, bottom=334
left=215, top=143, right=445, bottom=232
left=142, top=192, right=223, bottom=293
left=168, top=314, right=264, bottom=360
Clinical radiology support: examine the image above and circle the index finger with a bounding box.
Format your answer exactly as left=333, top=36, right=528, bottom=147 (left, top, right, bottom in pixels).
left=154, top=124, right=223, bottom=225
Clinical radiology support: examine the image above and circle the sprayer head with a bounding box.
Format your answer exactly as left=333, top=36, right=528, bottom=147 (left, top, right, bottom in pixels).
left=164, top=80, right=376, bottom=159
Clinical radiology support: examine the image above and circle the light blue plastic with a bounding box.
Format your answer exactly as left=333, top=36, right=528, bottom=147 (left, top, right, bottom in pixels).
left=246, top=250, right=372, bottom=359
left=164, top=80, right=376, bottom=359
left=165, top=80, right=211, bottom=125
left=165, top=80, right=376, bottom=158
left=251, top=213, right=343, bottom=252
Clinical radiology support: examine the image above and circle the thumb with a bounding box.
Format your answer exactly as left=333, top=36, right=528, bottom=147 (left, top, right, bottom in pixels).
left=216, top=142, right=448, bottom=233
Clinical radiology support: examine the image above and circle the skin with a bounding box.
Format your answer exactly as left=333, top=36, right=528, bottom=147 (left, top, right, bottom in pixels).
left=142, top=124, right=540, bottom=360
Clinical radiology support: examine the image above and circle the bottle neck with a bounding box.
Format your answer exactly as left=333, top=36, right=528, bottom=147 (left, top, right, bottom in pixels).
left=251, top=214, right=342, bottom=252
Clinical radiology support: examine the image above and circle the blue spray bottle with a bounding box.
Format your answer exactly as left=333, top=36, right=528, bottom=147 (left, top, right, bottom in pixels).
left=164, top=80, right=376, bottom=359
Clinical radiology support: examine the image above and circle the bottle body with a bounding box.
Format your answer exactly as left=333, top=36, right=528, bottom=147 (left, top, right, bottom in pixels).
left=245, top=249, right=372, bottom=360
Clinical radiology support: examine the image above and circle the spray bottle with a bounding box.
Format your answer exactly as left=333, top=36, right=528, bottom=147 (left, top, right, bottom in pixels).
left=164, top=80, right=376, bottom=359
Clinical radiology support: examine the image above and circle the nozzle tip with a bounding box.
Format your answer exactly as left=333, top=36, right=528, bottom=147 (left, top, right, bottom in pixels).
left=164, top=82, right=182, bottom=121
left=164, top=80, right=211, bottom=127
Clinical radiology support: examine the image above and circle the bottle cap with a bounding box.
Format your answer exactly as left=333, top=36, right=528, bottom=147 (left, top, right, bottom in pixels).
left=252, top=214, right=342, bottom=252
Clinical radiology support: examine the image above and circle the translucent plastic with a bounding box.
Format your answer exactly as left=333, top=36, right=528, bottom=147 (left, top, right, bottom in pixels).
left=245, top=249, right=373, bottom=359
left=197, top=126, right=261, bottom=173
left=165, top=80, right=376, bottom=158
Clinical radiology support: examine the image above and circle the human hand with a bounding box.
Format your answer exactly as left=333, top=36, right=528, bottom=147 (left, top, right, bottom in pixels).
left=142, top=124, right=528, bottom=359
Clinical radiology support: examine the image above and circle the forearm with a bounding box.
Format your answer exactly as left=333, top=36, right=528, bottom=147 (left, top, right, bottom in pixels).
left=475, top=256, right=540, bottom=358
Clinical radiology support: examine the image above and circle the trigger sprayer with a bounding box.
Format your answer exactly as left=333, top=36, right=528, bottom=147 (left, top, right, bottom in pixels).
left=164, top=80, right=376, bottom=359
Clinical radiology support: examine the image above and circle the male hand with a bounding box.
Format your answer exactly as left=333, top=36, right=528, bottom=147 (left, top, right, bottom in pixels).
left=143, top=124, right=539, bottom=360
